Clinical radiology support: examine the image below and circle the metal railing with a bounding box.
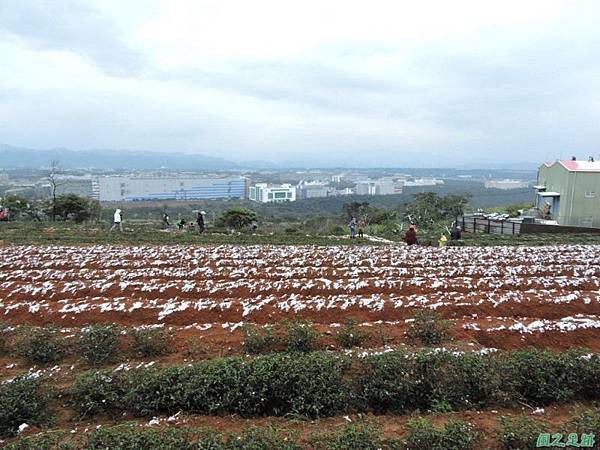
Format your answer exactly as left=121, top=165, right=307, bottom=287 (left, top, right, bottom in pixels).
left=460, top=216, right=521, bottom=236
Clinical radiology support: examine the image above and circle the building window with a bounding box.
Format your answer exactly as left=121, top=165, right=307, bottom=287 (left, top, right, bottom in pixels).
left=585, top=192, right=596, bottom=198
left=268, top=193, right=273, bottom=199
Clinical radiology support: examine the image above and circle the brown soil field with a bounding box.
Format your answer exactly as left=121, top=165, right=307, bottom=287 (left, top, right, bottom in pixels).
left=2, top=244, right=600, bottom=353
left=2, top=243, right=600, bottom=447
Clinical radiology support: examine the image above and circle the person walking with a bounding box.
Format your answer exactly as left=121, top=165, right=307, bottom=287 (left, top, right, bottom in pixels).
left=110, top=209, right=123, bottom=233
left=348, top=217, right=357, bottom=239
left=404, top=223, right=417, bottom=246
left=357, top=218, right=366, bottom=239
left=196, top=211, right=206, bottom=235
left=162, top=212, right=171, bottom=230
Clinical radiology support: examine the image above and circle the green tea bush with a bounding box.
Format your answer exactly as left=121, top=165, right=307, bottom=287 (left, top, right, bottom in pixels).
left=284, top=320, right=319, bottom=353
left=242, top=324, right=277, bottom=355
left=73, top=352, right=351, bottom=419
left=124, top=366, right=192, bottom=417
left=129, top=327, right=172, bottom=358
left=310, top=422, right=393, bottom=450
left=79, top=324, right=121, bottom=365
left=334, top=318, right=369, bottom=349
left=568, top=406, right=600, bottom=437
left=359, top=350, right=497, bottom=413
left=239, top=352, right=352, bottom=417
left=405, top=417, right=479, bottom=450
left=87, top=424, right=220, bottom=450
left=0, top=375, right=50, bottom=438
left=71, top=370, right=133, bottom=419
left=0, top=322, right=11, bottom=354
left=182, top=357, right=246, bottom=415
left=13, top=325, right=68, bottom=365
left=499, top=416, right=548, bottom=450
left=406, top=310, right=450, bottom=346
left=224, top=427, right=302, bottom=450
left=2, top=431, right=74, bottom=450
left=499, top=348, right=596, bottom=405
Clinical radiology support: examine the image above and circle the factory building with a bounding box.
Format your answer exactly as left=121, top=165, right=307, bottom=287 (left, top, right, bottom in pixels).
left=98, top=175, right=248, bottom=201
left=534, top=158, right=600, bottom=227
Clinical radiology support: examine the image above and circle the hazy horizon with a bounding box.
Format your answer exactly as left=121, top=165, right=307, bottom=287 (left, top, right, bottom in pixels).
left=2, top=1, right=600, bottom=167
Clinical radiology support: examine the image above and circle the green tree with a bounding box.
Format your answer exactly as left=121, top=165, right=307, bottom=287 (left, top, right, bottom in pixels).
left=343, top=201, right=370, bottom=220
left=1, top=195, right=30, bottom=220
left=53, top=194, right=92, bottom=223
left=403, top=192, right=471, bottom=228
left=219, top=207, right=258, bottom=230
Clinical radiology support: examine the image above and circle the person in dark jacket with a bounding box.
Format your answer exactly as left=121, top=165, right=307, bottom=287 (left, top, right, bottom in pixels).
left=404, top=224, right=418, bottom=246
left=162, top=212, right=171, bottom=230
left=196, top=211, right=206, bottom=235
left=450, top=225, right=462, bottom=240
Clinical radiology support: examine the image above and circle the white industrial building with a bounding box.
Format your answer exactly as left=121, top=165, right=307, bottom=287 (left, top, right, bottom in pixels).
left=404, top=178, right=444, bottom=187
left=249, top=183, right=296, bottom=203
left=297, top=181, right=332, bottom=199
left=484, top=179, right=529, bottom=190
left=355, top=178, right=402, bottom=195
left=98, top=175, right=248, bottom=202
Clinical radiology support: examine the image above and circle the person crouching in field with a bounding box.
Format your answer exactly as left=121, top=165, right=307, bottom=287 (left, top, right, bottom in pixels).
left=197, top=211, right=206, bottom=235
left=110, top=209, right=123, bottom=233
left=404, top=223, right=417, bottom=246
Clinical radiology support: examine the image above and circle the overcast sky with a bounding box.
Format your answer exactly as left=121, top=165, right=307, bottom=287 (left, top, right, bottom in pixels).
left=1, top=0, right=599, bottom=167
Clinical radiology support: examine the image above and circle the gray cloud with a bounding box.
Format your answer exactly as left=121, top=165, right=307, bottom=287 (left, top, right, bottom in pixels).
left=0, top=0, right=145, bottom=76
left=1, top=1, right=600, bottom=166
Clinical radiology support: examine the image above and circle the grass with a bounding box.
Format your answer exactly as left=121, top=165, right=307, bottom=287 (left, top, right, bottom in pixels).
left=0, top=221, right=382, bottom=246
left=1, top=221, right=600, bottom=246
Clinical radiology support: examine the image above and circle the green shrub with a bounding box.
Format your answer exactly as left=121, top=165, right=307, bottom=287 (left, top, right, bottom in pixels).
left=405, top=417, right=479, bottom=450
left=0, top=375, right=51, bottom=438
left=239, top=352, right=352, bottom=417
left=566, top=406, right=600, bottom=439
left=284, top=320, right=319, bottom=353
left=0, top=322, right=11, bottom=354
left=182, top=357, right=246, bottom=415
left=311, top=422, right=390, bottom=450
left=2, top=431, right=74, bottom=450
left=360, top=350, right=497, bottom=413
left=359, top=351, right=413, bottom=413
left=79, top=324, right=121, bottom=365
left=406, top=310, right=450, bottom=346
left=72, top=352, right=351, bottom=419
left=334, top=318, right=369, bottom=349
left=242, top=324, right=277, bottom=355
left=13, top=325, right=68, bottom=365
left=224, top=427, right=302, bottom=450
left=71, top=370, right=133, bottom=419
left=499, top=416, right=548, bottom=450
left=129, top=327, right=172, bottom=358
left=125, top=365, right=193, bottom=417
left=500, top=348, right=592, bottom=405
left=87, top=424, right=220, bottom=450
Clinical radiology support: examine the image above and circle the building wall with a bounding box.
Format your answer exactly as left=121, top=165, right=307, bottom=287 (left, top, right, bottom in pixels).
left=537, top=165, right=600, bottom=227
left=56, top=179, right=94, bottom=198
left=98, top=176, right=247, bottom=201
left=249, top=184, right=296, bottom=203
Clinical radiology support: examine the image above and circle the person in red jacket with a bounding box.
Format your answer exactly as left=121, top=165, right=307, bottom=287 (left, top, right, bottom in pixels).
left=404, top=223, right=418, bottom=246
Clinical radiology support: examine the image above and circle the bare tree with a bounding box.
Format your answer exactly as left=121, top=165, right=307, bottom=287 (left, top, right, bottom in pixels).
left=47, top=160, right=65, bottom=222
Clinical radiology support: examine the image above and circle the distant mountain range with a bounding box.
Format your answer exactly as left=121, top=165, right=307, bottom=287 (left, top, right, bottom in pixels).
left=0, top=145, right=242, bottom=170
